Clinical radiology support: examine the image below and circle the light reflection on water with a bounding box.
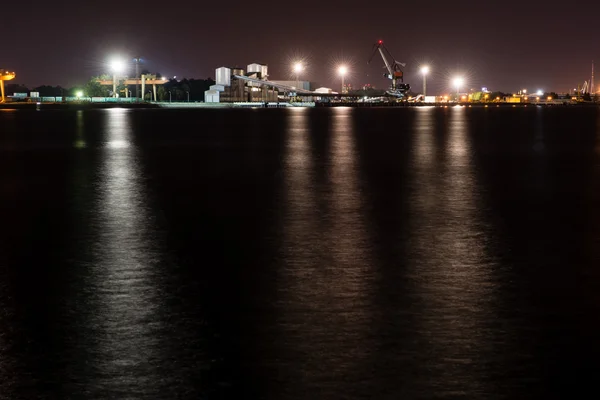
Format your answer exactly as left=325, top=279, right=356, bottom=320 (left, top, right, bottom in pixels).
left=409, top=107, right=498, bottom=395
left=73, top=110, right=86, bottom=149
left=278, top=107, right=374, bottom=394
left=1, top=107, right=600, bottom=398
left=77, top=109, right=165, bottom=394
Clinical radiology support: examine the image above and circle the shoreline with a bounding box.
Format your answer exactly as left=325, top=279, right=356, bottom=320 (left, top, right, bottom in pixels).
left=0, top=101, right=598, bottom=110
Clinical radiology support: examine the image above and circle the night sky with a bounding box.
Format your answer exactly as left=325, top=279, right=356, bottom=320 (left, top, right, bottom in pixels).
left=4, top=0, right=600, bottom=93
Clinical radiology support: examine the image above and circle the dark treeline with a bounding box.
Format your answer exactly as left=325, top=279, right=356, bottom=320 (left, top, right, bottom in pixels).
left=145, top=77, right=216, bottom=102
left=4, top=73, right=216, bottom=102
left=2, top=84, right=69, bottom=97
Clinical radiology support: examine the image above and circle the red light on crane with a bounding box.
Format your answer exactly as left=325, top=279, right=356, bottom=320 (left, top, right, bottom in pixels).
left=378, top=40, right=383, bottom=44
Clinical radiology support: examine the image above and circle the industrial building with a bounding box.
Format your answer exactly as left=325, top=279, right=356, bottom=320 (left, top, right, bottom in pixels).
left=205, top=64, right=278, bottom=103
left=205, top=63, right=313, bottom=103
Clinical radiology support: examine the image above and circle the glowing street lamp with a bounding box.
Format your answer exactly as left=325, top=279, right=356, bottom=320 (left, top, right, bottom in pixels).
left=110, top=59, right=125, bottom=98
left=338, top=65, right=348, bottom=94
left=420, top=66, right=429, bottom=97
left=453, top=77, right=464, bottom=101
left=293, top=62, right=304, bottom=91
left=110, top=59, right=125, bottom=74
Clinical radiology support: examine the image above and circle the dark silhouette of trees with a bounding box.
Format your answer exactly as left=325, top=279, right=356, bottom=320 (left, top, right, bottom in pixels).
left=162, top=77, right=215, bottom=101
left=31, top=85, right=68, bottom=97
left=3, top=83, right=30, bottom=95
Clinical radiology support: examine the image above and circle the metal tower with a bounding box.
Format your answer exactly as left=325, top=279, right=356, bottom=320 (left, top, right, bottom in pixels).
left=133, top=57, right=142, bottom=101
left=591, top=61, right=595, bottom=95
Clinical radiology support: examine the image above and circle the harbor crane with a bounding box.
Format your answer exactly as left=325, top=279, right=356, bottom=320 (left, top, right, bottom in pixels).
left=368, top=40, right=410, bottom=97
left=1, top=69, right=16, bottom=103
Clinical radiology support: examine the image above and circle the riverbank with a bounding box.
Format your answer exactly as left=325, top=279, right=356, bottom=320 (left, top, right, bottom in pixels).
left=0, top=101, right=313, bottom=110
left=0, top=102, right=161, bottom=110
left=1, top=100, right=598, bottom=110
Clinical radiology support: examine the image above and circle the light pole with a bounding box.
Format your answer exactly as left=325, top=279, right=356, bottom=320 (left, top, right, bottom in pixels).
left=186, top=91, right=190, bottom=102
left=293, top=62, right=304, bottom=92
left=133, top=57, right=141, bottom=101
left=169, top=91, right=171, bottom=103
left=453, top=77, right=464, bottom=102
left=110, top=60, right=125, bottom=98
left=338, top=65, right=348, bottom=94
left=420, top=66, right=429, bottom=97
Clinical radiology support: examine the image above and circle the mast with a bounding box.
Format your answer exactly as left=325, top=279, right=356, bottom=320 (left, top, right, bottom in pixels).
left=591, top=61, right=595, bottom=95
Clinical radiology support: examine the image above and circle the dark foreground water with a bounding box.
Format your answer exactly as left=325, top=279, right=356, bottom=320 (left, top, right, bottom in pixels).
left=1, top=106, right=600, bottom=399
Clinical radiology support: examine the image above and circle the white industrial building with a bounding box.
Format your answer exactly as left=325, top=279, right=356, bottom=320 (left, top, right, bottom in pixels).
left=215, top=67, right=231, bottom=87
left=206, top=64, right=279, bottom=103
left=247, top=63, right=268, bottom=79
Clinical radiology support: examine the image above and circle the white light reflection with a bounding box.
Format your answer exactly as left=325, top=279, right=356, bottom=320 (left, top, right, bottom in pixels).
left=409, top=107, right=497, bottom=393
left=322, top=107, right=375, bottom=344
left=87, top=109, right=164, bottom=393
left=413, top=107, right=436, bottom=168
left=278, top=107, right=373, bottom=389
left=596, top=109, right=600, bottom=155
left=74, top=110, right=86, bottom=149
left=533, top=107, right=545, bottom=153
left=326, top=107, right=373, bottom=365
left=411, top=107, right=439, bottom=213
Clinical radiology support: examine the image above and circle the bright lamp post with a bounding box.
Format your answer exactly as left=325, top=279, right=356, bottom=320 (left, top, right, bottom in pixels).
left=110, top=60, right=125, bottom=98
left=133, top=57, right=142, bottom=101
left=453, top=77, right=464, bottom=102
left=293, top=62, right=304, bottom=91
left=420, top=66, right=429, bottom=97
left=338, top=65, right=348, bottom=94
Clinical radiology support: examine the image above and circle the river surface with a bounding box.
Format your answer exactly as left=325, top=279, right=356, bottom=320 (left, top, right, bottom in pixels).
left=1, top=106, right=600, bottom=399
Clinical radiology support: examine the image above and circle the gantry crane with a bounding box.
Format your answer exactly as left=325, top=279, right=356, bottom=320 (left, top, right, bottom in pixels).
left=0, top=69, right=16, bottom=103
left=368, top=40, right=410, bottom=97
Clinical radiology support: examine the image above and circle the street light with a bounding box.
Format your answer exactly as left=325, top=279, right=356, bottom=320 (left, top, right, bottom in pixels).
left=453, top=77, right=464, bottom=101
left=186, top=91, right=190, bottom=102
left=293, top=62, right=304, bottom=91
left=169, top=91, right=171, bottom=103
left=110, top=59, right=125, bottom=98
left=133, top=57, right=142, bottom=101
left=420, top=66, right=429, bottom=97
left=338, top=65, right=348, bottom=94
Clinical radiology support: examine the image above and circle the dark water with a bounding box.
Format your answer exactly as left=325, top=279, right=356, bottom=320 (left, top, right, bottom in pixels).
left=1, top=106, right=600, bottom=399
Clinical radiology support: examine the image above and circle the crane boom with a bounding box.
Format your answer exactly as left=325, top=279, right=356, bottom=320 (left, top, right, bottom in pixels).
left=376, top=47, right=394, bottom=77
left=367, top=40, right=409, bottom=98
